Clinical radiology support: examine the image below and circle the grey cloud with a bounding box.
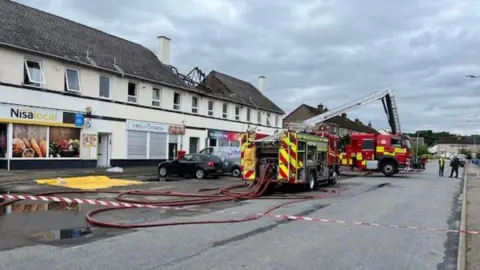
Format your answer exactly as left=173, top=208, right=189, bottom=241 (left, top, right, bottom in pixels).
left=17, top=0, right=480, bottom=133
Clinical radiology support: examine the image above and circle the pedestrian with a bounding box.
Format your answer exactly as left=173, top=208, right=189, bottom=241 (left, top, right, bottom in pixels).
left=420, top=156, right=426, bottom=169
left=438, top=155, right=445, bottom=176
left=450, top=156, right=460, bottom=178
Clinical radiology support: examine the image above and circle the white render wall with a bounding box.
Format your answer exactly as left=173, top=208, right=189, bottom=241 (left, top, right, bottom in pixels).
left=0, top=46, right=283, bottom=159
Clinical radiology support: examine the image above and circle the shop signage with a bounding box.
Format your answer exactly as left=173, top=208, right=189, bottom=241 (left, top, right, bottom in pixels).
left=169, top=125, right=185, bottom=135
left=74, top=113, right=84, bottom=127
left=208, top=130, right=239, bottom=141
left=0, top=104, right=62, bottom=123
left=126, top=120, right=168, bottom=133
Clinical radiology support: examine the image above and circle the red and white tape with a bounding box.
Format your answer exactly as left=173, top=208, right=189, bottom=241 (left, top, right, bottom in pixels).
left=1, top=193, right=478, bottom=235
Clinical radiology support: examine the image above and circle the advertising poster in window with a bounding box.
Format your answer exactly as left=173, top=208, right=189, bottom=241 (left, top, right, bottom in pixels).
left=12, top=124, right=48, bottom=158
left=49, top=127, right=80, bottom=158
left=0, top=124, right=6, bottom=158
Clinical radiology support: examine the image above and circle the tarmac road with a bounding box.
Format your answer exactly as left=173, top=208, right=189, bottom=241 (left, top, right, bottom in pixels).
left=0, top=163, right=464, bottom=270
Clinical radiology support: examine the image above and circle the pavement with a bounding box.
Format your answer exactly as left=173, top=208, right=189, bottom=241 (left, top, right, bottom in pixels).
left=466, top=164, right=480, bottom=270
left=0, top=162, right=466, bottom=270
left=0, top=166, right=159, bottom=184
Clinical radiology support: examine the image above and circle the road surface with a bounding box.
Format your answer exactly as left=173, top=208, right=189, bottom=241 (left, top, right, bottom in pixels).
left=0, top=163, right=464, bottom=270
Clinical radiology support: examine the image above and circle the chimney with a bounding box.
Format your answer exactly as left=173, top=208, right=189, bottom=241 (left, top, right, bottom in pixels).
left=341, top=113, right=347, bottom=119
left=258, top=76, right=265, bottom=93
left=157, top=36, right=171, bottom=65
left=368, top=121, right=372, bottom=127
left=317, top=104, right=324, bottom=113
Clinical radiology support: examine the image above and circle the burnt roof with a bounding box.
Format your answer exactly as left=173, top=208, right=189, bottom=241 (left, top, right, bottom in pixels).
left=303, top=104, right=379, bottom=134
left=0, top=0, right=187, bottom=87
left=201, top=71, right=284, bottom=114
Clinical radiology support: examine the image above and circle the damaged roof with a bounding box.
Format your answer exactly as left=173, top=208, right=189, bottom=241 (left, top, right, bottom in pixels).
left=201, top=71, right=285, bottom=114
left=0, top=0, right=187, bottom=87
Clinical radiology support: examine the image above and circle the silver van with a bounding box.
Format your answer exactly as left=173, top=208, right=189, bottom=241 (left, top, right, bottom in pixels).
left=199, top=147, right=241, bottom=177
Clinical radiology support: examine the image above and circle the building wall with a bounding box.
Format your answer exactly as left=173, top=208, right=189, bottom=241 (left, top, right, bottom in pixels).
left=0, top=46, right=283, bottom=169
left=436, top=143, right=480, bottom=157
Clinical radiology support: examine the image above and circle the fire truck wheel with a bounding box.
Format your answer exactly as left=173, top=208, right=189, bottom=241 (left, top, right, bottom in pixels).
left=307, top=171, right=317, bottom=191
left=381, top=161, right=397, bottom=177
left=195, top=169, right=206, bottom=179
left=328, top=171, right=338, bottom=185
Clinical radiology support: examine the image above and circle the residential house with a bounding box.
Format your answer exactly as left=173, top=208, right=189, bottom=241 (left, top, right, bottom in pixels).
left=435, top=136, right=480, bottom=158
left=282, top=104, right=378, bottom=136
left=0, top=0, right=284, bottom=170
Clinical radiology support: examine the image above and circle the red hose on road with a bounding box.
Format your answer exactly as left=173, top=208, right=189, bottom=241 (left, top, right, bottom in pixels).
left=1, top=165, right=339, bottom=229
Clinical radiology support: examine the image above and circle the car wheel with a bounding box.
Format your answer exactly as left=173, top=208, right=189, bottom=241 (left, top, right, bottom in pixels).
left=231, top=167, right=241, bottom=178
left=195, top=169, right=205, bottom=179
left=158, top=167, right=168, bottom=177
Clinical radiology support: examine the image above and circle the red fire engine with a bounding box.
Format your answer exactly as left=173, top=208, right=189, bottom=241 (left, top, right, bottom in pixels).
left=287, top=88, right=413, bottom=177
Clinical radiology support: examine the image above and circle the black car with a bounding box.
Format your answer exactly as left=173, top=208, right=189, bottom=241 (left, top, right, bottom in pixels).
left=158, top=153, right=224, bottom=179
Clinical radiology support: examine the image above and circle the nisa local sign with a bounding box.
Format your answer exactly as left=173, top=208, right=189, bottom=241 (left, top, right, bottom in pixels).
left=10, top=108, right=57, bottom=121
left=0, top=104, right=62, bottom=123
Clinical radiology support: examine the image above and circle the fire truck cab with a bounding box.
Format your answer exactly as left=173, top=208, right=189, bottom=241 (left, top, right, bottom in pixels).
left=341, top=133, right=412, bottom=176
left=240, top=130, right=338, bottom=191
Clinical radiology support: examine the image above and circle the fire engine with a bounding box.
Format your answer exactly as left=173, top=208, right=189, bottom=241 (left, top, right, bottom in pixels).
left=240, top=127, right=339, bottom=191
left=295, top=88, right=413, bottom=176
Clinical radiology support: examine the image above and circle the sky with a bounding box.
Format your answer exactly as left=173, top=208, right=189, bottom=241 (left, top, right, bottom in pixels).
left=17, top=0, right=480, bottom=134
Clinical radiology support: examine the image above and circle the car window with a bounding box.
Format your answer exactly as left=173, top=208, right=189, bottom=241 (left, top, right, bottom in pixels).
left=183, top=154, right=193, bottom=161
left=191, top=154, right=203, bottom=161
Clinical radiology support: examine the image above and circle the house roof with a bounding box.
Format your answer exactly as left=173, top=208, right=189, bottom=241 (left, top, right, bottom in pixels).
left=437, top=136, right=480, bottom=145
left=0, top=0, right=187, bottom=88
left=302, top=104, right=379, bottom=134
left=201, top=71, right=284, bottom=114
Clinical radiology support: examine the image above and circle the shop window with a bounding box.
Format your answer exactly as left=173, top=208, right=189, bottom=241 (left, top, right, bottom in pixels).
left=235, top=106, right=240, bottom=120
left=24, top=59, right=46, bottom=86
left=48, top=127, right=81, bottom=158
left=65, top=68, right=80, bottom=92
left=192, top=96, right=198, bottom=114
left=12, top=124, right=48, bottom=158
left=149, top=133, right=167, bottom=159
left=257, top=111, right=262, bottom=124
left=208, top=100, right=214, bottom=116
left=222, top=103, right=228, bottom=119
left=230, top=140, right=240, bottom=147
left=0, top=124, right=7, bottom=158
left=152, top=87, right=161, bottom=107
left=127, top=82, right=137, bottom=103
left=173, top=92, right=181, bottom=110
left=219, top=139, right=229, bottom=146
left=127, top=131, right=147, bottom=159
left=99, top=75, right=111, bottom=98
left=247, top=108, right=251, bottom=122
left=267, top=113, right=271, bottom=126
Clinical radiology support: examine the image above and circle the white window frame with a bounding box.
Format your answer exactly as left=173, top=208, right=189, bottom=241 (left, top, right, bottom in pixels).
left=127, top=82, right=138, bottom=103
left=208, top=100, right=214, bottom=116
left=192, top=96, right=198, bottom=114
left=247, top=108, right=251, bottom=122
left=275, top=114, right=279, bottom=127
left=24, top=59, right=46, bottom=86
left=99, top=75, right=111, bottom=99
left=235, top=106, right=240, bottom=121
left=152, top=87, right=161, bottom=107
left=257, top=111, right=262, bottom=124
left=65, top=68, right=81, bottom=92
left=267, top=113, right=271, bottom=126
left=222, top=103, right=228, bottom=119
left=173, top=92, right=181, bottom=110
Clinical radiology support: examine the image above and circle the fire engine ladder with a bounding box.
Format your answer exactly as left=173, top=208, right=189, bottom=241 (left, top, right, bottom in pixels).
left=287, top=88, right=402, bottom=134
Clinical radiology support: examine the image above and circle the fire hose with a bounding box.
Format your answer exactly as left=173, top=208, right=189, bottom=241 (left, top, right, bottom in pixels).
left=0, top=164, right=339, bottom=229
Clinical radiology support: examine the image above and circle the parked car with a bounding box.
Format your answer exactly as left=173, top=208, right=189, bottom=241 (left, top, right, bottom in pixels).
left=199, top=146, right=241, bottom=177
left=457, top=154, right=467, bottom=167
left=158, top=153, right=224, bottom=179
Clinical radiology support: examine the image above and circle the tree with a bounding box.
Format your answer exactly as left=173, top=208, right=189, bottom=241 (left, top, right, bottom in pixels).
left=459, top=148, right=472, bottom=156
left=339, top=134, right=350, bottom=151
left=412, top=144, right=429, bottom=156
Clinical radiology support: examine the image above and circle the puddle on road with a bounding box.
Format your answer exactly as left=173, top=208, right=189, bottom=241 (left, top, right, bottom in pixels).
left=1, top=201, right=81, bottom=216
left=32, top=227, right=92, bottom=241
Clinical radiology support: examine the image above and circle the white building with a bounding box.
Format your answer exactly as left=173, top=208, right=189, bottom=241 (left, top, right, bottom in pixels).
left=0, top=1, right=284, bottom=170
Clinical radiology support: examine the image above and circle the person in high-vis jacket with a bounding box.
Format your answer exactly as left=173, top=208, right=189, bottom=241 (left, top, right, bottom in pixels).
left=438, top=155, right=445, bottom=176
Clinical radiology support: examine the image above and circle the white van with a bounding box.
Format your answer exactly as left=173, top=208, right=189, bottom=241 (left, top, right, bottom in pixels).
left=199, top=146, right=241, bottom=177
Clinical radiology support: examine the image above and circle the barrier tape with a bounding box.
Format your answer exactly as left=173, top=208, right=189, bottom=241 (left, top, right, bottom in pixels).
left=1, top=194, right=479, bottom=235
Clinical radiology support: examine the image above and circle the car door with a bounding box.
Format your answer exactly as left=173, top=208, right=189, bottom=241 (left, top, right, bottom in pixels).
left=168, top=159, right=181, bottom=175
